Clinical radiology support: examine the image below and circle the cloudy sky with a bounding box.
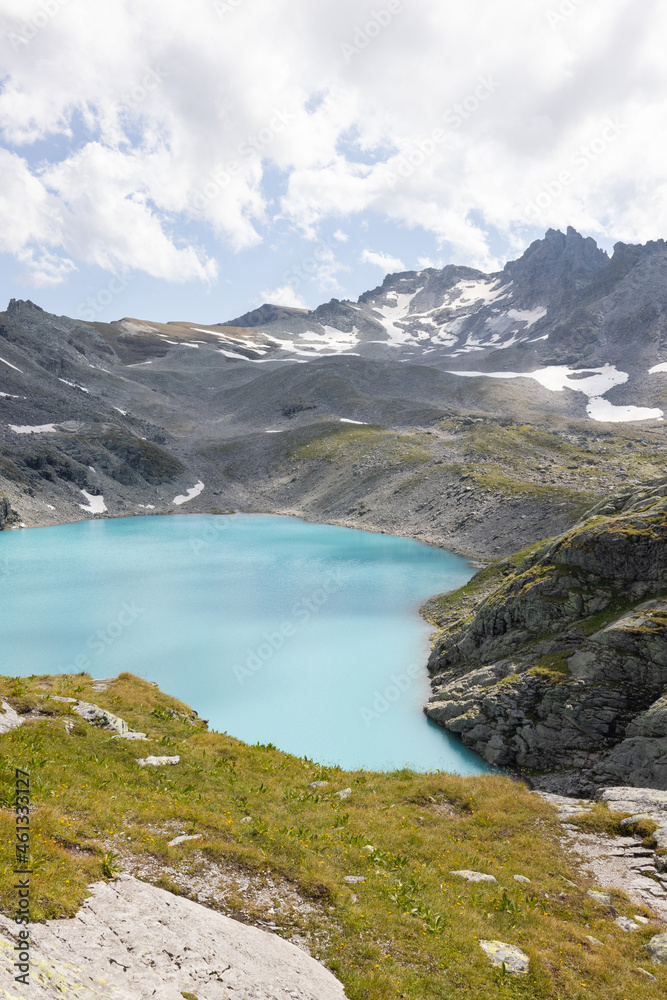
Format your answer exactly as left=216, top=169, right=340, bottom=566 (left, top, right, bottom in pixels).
left=0, top=0, right=664, bottom=323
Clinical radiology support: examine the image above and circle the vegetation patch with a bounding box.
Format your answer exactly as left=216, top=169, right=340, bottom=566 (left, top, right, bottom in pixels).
left=528, top=655, right=572, bottom=683
left=0, top=672, right=664, bottom=999
left=290, top=425, right=432, bottom=468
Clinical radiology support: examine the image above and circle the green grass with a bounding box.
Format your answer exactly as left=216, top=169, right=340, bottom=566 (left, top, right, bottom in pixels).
left=527, top=654, right=572, bottom=683
left=1, top=672, right=665, bottom=999
left=290, top=425, right=432, bottom=468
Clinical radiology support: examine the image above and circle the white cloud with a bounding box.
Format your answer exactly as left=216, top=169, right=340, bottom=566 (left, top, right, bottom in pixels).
left=0, top=0, right=665, bottom=289
left=333, top=229, right=349, bottom=242
left=360, top=249, right=406, bottom=272
left=260, top=284, right=307, bottom=308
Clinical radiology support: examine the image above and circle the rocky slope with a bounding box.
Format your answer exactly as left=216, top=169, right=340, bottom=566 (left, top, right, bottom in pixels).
left=424, top=480, right=667, bottom=793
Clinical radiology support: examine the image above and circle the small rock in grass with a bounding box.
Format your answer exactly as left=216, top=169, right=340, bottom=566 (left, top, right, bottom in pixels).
left=587, top=890, right=612, bottom=905
left=586, top=936, right=603, bottom=946
left=450, top=870, right=497, bottom=884
left=620, top=813, right=654, bottom=826
left=615, top=916, right=640, bottom=932
left=240, top=816, right=253, bottom=824
left=513, top=875, right=531, bottom=884
left=479, top=940, right=529, bottom=974
left=309, top=781, right=328, bottom=790
left=344, top=876, right=366, bottom=884
left=335, top=788, right=352, bottom=800
left=637, top=966, right=658, bottom=982
left=135, top=756, right=180, bottom=767
left=634, top=915, right=649, bottom=924
left=113, top=731, right=148, bottom=740
left=646, top=932, right=667, bottom=964
left=74, top=701, right=128, bottom=735
left=0, top=701, right=23, bottom=735
left=168, top=834, right=202, bottom=847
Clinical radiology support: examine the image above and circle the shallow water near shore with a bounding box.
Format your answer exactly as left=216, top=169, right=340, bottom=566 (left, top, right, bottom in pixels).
left=1, top=514, right=493, bottom=773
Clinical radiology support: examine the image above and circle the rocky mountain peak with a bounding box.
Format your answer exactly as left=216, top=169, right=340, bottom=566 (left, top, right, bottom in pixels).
left=220, top=303, right=312, bottom=328
left=501, top=227, right=609, bottom=307
left=6, top=298, right=45, bottom=316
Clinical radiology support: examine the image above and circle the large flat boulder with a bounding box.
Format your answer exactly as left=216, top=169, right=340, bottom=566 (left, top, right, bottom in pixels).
left=0, top=876, right=347, bottom=999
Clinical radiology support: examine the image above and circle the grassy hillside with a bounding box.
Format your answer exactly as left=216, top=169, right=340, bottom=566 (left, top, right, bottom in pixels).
left=1, top=672, right=664, bottom=999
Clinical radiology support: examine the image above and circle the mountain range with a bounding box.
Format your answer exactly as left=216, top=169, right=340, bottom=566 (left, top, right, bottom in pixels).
left=1, top=227, right=667, bottom=555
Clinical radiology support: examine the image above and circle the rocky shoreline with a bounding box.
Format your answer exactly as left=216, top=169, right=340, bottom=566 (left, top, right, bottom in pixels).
left=424, top=479, right=667, bottom=795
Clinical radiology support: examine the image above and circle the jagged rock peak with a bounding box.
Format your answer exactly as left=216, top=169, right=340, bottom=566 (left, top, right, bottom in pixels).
left=5, top=298, right=45, bottom=315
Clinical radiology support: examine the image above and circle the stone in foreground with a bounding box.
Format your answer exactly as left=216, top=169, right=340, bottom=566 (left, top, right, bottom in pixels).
left=136, top=755, right=180, bottom=767
left=450, top=870, right=497, bottom=883
left=0, top=876, right=347, bottom=999
left=646, top=932, right=667, bottom=964
left=615, top=916, right=640, bottom=932
left=479, top=940, right=529, bottom=974
left=587, top=889, right=612, bottom=905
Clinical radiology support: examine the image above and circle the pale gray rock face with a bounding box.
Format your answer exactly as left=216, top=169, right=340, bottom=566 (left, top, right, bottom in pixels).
left=450, top=870, right=497, bottom=884
left=136, top=755, right=180, bottom=767
left=614, top=916, right=640, bottom=932
left=0, top=877, right=348, bottom=999
left=478, top=940, right=529, bottom=974
left=646, top=932, right=667, bottom=964
left=73, top=701, right=128, bottom=734
left=0, top=700, right=22, bottom=734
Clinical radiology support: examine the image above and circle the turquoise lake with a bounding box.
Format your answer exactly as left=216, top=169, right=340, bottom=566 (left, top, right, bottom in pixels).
left=0, top=514, right=493, bottom=774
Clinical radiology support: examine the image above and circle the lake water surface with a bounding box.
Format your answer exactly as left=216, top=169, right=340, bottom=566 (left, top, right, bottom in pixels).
left=1, top=514, right=493, bottom=774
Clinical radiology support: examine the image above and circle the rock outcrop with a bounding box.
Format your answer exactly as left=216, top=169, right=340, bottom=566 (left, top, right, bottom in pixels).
left=0, top=495, right=18, bottom=529
left=425, top=481, right=667, bottom=794
left=0, top=876, right=348, bottom=999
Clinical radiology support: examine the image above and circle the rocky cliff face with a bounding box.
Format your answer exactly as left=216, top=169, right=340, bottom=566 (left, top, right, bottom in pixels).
left=425, top=481, right=667, bottom=794
left=0, top=496, right=18, bottom=529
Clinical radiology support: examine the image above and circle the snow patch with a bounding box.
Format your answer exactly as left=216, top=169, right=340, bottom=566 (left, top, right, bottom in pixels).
left=0, top=355, right=23, bottom=373
left=9, top=423, right=57, bottom=434
left=373, top=293, right=417, bottom=346
left=447, top=364, right=663, bottom=423
left=79, top=491, right=107, bottom=513
left=137, top=504, right=156, bottom=509
left=58, top=378, right=90, bottom=392
left=340, top=418, right=367, bottom=425
left=506, top=306, right=547, bottom=328
left=649, top=362, right=667, bottom=374
left=173, top=481, right=205, bottom=505
left=113, top=406, right=127, bottom=415
left=219, top=349, right=252, bottom=360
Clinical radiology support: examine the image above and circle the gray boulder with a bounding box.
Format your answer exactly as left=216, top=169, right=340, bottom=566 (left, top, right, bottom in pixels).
left=0, top=876, right=348, bottom=998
